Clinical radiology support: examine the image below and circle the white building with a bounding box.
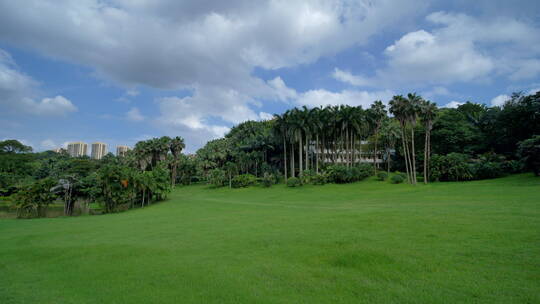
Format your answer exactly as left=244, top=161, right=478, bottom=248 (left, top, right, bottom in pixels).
left=67, top=142, right=88, bottom=157
left=116, top=145, right=130, bottom=157
left=91, top=142, right=107, bottom=159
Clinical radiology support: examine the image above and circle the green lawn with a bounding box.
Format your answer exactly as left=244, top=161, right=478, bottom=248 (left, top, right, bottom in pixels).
left=1, top=174, right=539, bottom=303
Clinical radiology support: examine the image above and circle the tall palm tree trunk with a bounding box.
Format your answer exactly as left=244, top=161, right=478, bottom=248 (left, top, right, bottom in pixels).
left=401, top=126, right=411, bottom=184
left=316, top=135, right=319, bottom=174
left=373, top=133, right=378, bottom=174
left=305, top=134, right=309, bottom=171
left=283, top=137, right=288, bottom=181
left=411, top=128, right=417, bottom=184
left=291, top=139, right=295, bottom=177
left=349, top=130, right=354, bottom=166
left=298, top=133, right=303, bottom=176
left=358, top=138, right=362, bottom=164
left=142, top=188, right=145, bottom=207
left=424, top=130, right=428, bottom=184
left=387, top=148, right=391, bottom=174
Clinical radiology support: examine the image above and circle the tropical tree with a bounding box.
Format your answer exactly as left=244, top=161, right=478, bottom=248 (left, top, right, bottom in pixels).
left=405, top=93, right=423, bottom=184
left=420, top=100, right=438, bottom=183
left=367, top=101, right=387, bottom=173
left=273, top=114, right=288, bottom=181
left=379, top=119, right=400, bottom=173
left=389, top=95, right=412, bottom=183
left=12, top=178, right=57, bottom=218
left=169, top=136, right=185, bottom=187
left=0, top=139, right=33, bottom=153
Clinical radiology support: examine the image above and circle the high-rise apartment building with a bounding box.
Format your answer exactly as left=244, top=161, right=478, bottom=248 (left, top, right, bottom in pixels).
left=91, top=142, right=107, bottom=160
left=116, top=145, right=130, bottom=157
left=67, top=142, right=88, bottom=157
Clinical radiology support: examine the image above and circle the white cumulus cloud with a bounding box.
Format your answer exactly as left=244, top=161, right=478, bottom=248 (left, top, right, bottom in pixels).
left=490, top=94, right=510, bottom=107
left=442, top=101, right=464, bottom=108
left=126, top=107, right=145, bottom=121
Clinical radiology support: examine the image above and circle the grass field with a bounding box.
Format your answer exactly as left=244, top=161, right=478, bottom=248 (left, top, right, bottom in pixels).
left=1, top=174, right=539, bottom=303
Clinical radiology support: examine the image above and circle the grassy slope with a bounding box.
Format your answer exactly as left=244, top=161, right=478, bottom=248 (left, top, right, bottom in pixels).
left=0, top=174, right=539, bottom=303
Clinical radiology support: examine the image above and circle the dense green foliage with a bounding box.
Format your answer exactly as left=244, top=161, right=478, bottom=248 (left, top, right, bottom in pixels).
left=231, top=174, right=257, bottom=188
left=376, top=171, right=388, bottom=181
left=1, top=174, right=538, bottom=303
left=11, top=178, right=56, bottom=218
left=192, top=91, right=539, bottom=187
left=390, top=174, right=405, bottom=184
left=286, top=176, right=302, bottom=187
left=261, top=172, right=275, bottom=187
left=518, top=135, right=540, bottom=176
left=325, top=164, right=372, bottom=184
left=0, top=137, right=181, bottom=218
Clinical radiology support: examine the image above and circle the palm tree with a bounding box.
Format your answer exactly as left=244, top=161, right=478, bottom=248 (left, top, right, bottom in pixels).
left=169, top=136, right=185, bottom=187
left=405, top=93, right=423, bottom=184
left=283, top=110, right=296, bottom=178
left=311, top=107, right=323, bottom=173
left=389, top=95, right=412, bottom=183
left=301, top=106, right=311, bottom=172
left=379, top=119, right=400, bottom=174
left=368, top=101, right=387, bottom=173
left=274, top=114, right=288, bottom=181
left=420, top=100, right=438, bottom=184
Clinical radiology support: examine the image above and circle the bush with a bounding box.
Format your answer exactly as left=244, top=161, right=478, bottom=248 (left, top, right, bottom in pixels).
left=518, top=135, right=540, bottom=176
left=286, top=177, right=302, bottom=187
left=324, top=164, right=373, bottom=184
left=261, top=173, right=275, bottom=187
left=471, top=160, right=504, bottom=180
left=390, top=174, right=405, bottom=184
left=12, top=178, right=57, bottom=218
left=231, top=174, right=257, bottom=188
left=501, top=160, right=524, bottom=174
left=208, top=169, right=226, bottom=187
left=376, top=171, right=388, bottom=181
left=310, top=173, right=327, bottom=185
left=351, top=163, right=372, bottom=181
left=325, top=165, right=350, bottom=183
left=430, top=153, right=473, bottom=182
left=300, top=169, right=315, bottom=184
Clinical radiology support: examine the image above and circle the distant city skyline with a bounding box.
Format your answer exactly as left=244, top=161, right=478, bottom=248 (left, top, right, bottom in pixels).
left=61, top=141, right=130, bottom=157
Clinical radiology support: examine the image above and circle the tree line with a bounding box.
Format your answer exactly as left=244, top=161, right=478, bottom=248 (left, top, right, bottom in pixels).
left=194, top=90, right=539, bottom=186
left=0, top=136, right=185, bottom=218
left=1, top=91, right=539, bottom=217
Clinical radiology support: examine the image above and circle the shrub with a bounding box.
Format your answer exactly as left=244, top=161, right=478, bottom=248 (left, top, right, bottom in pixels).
left=12, top=178, right=57, bottom=218
left=261, top=173, right=275, bottom=188
left=390, top=174, right=404, bottom=184
left=430, top=153, right=473, bottom=181
left=518, top=135, right=540, bottom=176
left=310, top=173, right=327, bottom=185
left=501, top=160, right=524, bottom=174
left=208, top=169, right=226, bottom=187
left=286, top=177, right=302, bottom=187
left=300, top=169, right=315, bottom=184
left=471, top=160, right=504, bottom=180
left=351, top=163, right=372, bottom=181
left=324, top=164, right=373, bottom=184
left=231, top=174, right=257, bottom=188
left=325, top=165, right=351, bottom=183
left=376, top=171, right=388, bottom=181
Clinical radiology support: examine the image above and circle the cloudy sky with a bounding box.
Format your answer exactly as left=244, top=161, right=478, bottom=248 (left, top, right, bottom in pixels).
left=1, top=0, right=539, bottom=152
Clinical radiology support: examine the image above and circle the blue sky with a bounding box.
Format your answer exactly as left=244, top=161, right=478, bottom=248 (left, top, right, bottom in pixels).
left=0, top=0, right=539, bottom=153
